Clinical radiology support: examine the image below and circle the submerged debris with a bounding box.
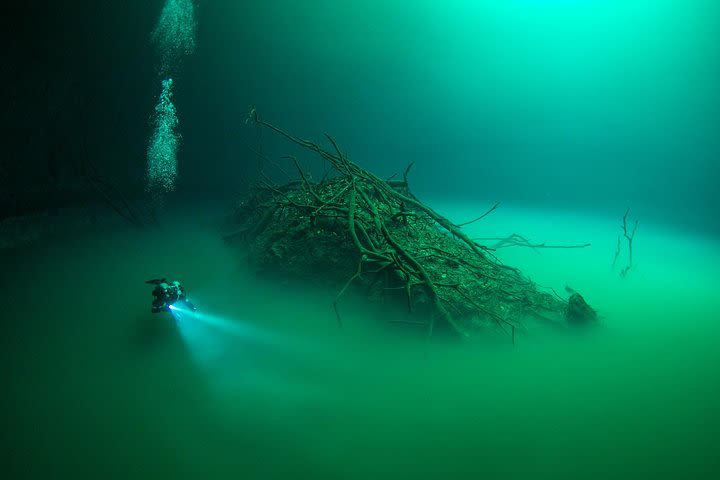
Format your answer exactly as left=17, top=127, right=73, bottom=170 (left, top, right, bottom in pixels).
left=226, top=113, right=594, bottom=342
left=566, top=292, right=598, bottom=326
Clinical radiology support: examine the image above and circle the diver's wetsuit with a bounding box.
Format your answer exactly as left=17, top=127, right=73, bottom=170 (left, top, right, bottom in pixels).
left=146, top=279, right=196, bottom=313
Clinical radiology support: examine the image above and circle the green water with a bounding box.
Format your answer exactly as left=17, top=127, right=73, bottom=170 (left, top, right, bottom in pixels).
left=2, top=204, right=718, bottom=478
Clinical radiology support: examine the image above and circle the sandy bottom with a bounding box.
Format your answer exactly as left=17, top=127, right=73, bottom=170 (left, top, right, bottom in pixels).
left=2, top=200, right=719, bottom=479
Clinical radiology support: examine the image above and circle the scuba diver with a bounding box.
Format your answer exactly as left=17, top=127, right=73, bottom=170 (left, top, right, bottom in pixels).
left=146, top=278, right=196, bottom=313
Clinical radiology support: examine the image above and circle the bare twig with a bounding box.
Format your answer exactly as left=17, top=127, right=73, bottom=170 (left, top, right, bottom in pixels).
left=619, top=207, right=638, bottom=277
left=457, top=202, right=500, bottom=227
left=403, top=161, right=415, bottom=184
left=473, top=233, right=590, bottom=250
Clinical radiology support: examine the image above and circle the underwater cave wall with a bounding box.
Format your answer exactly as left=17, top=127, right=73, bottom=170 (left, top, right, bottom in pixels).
left=1, top=1, right=158, bottom=220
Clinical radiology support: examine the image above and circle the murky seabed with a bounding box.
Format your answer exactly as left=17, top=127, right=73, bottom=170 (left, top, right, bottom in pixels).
left=2, top=203, right=719, bottom=479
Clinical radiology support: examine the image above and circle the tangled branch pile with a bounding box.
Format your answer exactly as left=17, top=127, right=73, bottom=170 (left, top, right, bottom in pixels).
left=227, top=114, right=594, bottom=341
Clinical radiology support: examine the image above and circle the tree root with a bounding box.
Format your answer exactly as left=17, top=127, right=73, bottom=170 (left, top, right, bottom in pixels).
left=229, top=112, right=586, bottom=342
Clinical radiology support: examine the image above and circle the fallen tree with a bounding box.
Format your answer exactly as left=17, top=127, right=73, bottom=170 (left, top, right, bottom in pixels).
left=226, top=112, right=597, bottom=342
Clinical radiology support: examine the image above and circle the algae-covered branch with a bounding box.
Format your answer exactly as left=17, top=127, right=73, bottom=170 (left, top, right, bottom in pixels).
left=225, top=112, right=597, bottom=342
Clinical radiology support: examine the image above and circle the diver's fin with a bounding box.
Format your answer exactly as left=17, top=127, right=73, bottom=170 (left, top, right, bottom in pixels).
left=145, top=278, right=167, bottom=285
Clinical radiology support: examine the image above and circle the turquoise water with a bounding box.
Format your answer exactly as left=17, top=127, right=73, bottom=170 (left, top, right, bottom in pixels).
left=4, top=1, right=719, bottom=477
left=3, top=203, right=718, bottom=478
